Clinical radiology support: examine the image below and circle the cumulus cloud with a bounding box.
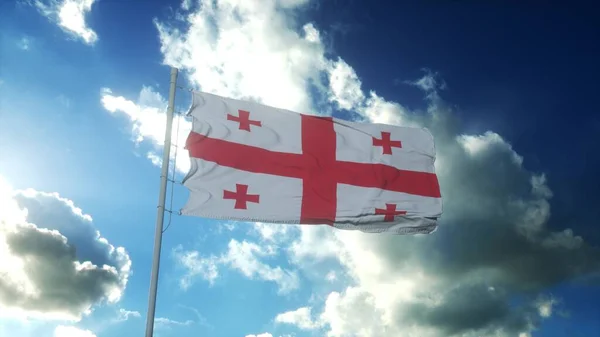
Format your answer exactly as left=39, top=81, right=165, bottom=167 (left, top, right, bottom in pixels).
left=245, top=333, right=273, bottom=337
left=278, top=72, right=600, bottom=337
left=275, top=306, right=321, bottom=330
left=173, top=239, right=299, bottom=294
left=100, top=86, right=191, bottom=173
left=0, top=176, right=131, bottom=321
left=32, top=0, right=98, bottom=44
left=100, top=0, right=600, bottom=336
left=154, top=0, right=323, bottom=114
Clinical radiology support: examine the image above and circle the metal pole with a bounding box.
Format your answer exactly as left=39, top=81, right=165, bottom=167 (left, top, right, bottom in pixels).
left=144, top=67, right=178, bottom=337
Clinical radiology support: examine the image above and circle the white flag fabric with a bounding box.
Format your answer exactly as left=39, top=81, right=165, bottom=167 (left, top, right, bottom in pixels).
left=181, top=91, right=442, bottom=234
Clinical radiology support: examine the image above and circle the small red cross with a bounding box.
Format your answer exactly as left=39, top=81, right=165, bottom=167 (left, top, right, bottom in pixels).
left=227, top=110, right=262, bottom=131
left=223, top=184, right=260, bottom=209
left=375, top=203, right=406, bottom=222
left=372, top=131, right=402, bottom=155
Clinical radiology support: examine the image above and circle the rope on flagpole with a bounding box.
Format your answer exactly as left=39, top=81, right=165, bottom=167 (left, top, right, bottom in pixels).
left=162, top=110, right=182, bottom=233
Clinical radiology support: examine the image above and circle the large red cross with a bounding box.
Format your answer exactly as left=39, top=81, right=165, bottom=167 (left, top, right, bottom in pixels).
left=186, top=115, right=440, bottom=225
left=223, top=184, right=259, bottom=209
left=373, top=131, right=402, bottom=155
left=375, top=203, right=407, bottom=222
left=227, top=109, right=262, bottom=131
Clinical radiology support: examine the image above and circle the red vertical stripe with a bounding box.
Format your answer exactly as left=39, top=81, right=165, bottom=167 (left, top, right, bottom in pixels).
left=299, top=116, right=337, bottom=225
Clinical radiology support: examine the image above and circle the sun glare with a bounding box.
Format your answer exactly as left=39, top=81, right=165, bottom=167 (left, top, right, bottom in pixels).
left=0, top=174, right=38, bottom=299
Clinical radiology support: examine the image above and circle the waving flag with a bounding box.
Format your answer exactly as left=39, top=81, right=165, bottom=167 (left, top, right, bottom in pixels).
left=181, top=91, right=442, bottom=234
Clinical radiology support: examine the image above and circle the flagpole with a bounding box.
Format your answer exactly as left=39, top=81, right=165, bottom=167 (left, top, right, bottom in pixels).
left=144, top=67, right=178, bottom=337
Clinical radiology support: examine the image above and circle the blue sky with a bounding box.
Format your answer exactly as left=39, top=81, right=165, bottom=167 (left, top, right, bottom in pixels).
left=1, top=1, right=599, bottom=337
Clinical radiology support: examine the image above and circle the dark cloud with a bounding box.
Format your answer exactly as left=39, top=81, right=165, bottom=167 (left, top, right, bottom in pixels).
left=0, top=188, right=131, bottom=320
left=351, top=90, right=600, bottom=335
left=13, top=191, right=119, bottom=268
left=285, top=76, right=600, bottom=336
left=401, top=284, right=531, bottom=336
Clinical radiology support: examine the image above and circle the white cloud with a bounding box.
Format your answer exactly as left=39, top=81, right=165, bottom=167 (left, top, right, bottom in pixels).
left=155, top=316, right=194, bottom=329
left=173, top=245, right=220, bottom=289
left=275, top=306, right=321, bottom=330
left=114, top=308, right=141, bottom=322
left=223, top=239, right=299, bottom=293
left=535, top=295, right=558, bottom=318
left=245, top=333, right=273, bottom=337
left=327, top=58, right=365, bottom=110
left=181, top=0, right=193, bottom=10
left=288, top=226, right=341, bottom=264
left=252, top=222, right=291, bottom=242
left=154, top=0, right=323, bottom=114
left=178, top=304, right=212, bottom=329
left=320, top=287, right=391, bottom=337
left=53, top=325, right=96, bottom=337
left=146, top=152, right=163, bottom=167
left=405, top=69, right=447, bottom=93
left=221, top=222, right=235, bottom=231
left=362, top=91, right=414, bottom=126
left=152, top=307, right=210, bottom=330
left=33, top=0, right=98, bottom=44
left=101, top=86, right=191, bottom=174
left=0, top=175, right=131, bottom=321
left=174, top=239, right=299, bottom=294
left=459, top=131, right=523, bottom=166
